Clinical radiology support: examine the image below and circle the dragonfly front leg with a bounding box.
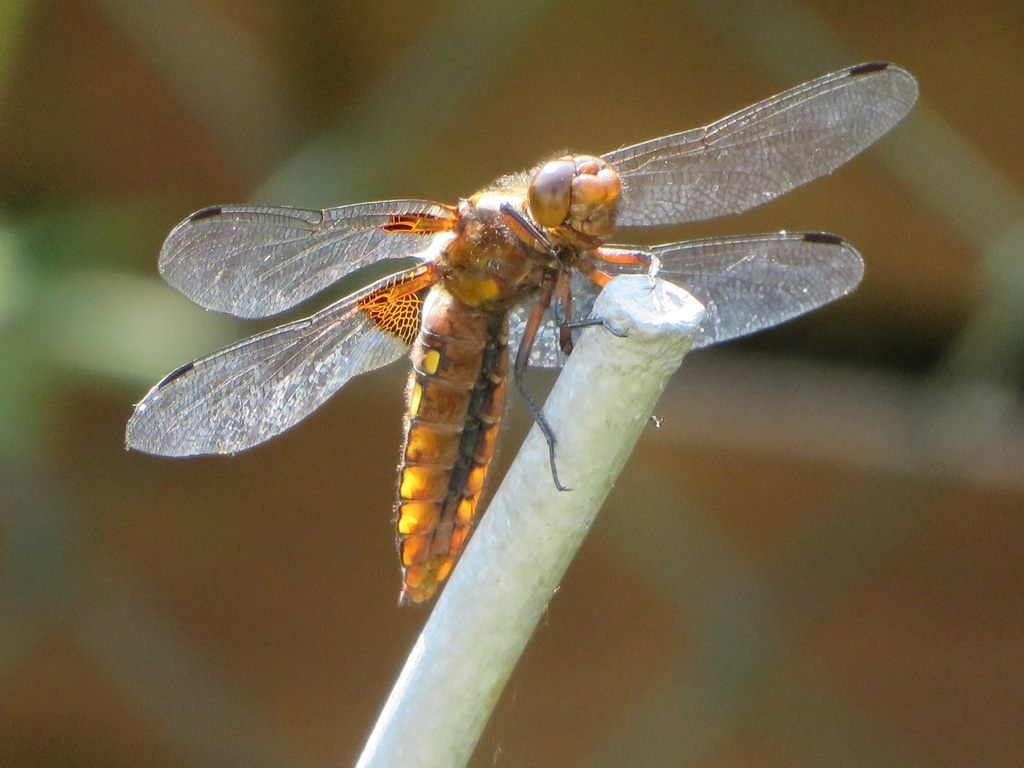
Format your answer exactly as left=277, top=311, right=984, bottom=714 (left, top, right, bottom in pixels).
left=514, top=272, right=570, bottom=493
left=565, top=255, right=633, bottom=342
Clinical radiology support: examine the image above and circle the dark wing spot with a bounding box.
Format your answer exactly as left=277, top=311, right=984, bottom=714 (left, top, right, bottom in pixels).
left=188, top=206, right=223, bottom=223
left=849, top=62, right=889, bottom=77
left=802, top=232, right=844, bottom=246
left=158, top=361, right=195, bottom=388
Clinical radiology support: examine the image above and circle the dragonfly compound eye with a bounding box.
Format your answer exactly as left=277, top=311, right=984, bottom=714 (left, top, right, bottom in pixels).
left=528, top=158, right=575, bottom=228
left=567, top=155, right=621, bottom=238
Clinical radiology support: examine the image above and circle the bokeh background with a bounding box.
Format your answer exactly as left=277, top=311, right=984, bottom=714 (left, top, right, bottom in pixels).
left=1, top=0, right=1022, bottom=766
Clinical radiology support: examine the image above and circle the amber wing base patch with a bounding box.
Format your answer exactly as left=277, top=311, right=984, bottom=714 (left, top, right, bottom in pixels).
left=357, top=268, right=435, bottom=345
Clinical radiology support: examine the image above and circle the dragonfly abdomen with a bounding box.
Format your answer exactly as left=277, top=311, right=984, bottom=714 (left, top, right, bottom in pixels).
left=395, top=286, right=508, bottom=604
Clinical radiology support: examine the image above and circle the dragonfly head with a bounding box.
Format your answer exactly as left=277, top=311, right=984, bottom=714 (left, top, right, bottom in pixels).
left=527, top=154, right=621, bottom=238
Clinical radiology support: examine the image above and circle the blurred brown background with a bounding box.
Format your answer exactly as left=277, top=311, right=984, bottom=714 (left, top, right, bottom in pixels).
left=1, top=0, right=1022, bottom=766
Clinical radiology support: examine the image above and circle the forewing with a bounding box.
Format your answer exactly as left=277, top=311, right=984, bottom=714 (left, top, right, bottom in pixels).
left=602, top=62, right=918, bottom=226
left=159, top=200, right=455, bottom=317
left=126, top=267, right=431, bottom=456
left=594, top=232, right=863, bottom=348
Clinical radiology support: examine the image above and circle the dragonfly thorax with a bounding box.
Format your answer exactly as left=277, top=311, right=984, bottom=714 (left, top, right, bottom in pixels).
left=439, top=194, right=552, bottom=310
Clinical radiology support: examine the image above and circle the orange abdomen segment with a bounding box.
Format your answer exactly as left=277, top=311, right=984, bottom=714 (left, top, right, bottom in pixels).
left=395, top=287, right=508, bottom=603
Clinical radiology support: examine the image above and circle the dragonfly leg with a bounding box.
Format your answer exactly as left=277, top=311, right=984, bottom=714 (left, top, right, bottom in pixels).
left=561, top=316, right=628, bottom=338
left=568, top=257, right=629, bottom=338
left=554, top=269, right=575, bottom=356
left=500, top=202, right=565, bottom=266
left=514, top=274, right=570, bottom=492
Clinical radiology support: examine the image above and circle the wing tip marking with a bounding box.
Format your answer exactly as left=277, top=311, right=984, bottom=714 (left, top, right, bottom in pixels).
left=158, top=361, right=195, bottom=388
left=848, top=62, right=890, bottom=77
left=188, top=206, right=223, bottom=223
left=801, top=232, right=845, bottom=246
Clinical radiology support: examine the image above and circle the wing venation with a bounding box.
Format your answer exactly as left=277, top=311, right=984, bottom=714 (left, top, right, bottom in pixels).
left=603, top=63, right=918, bottom=226
left=126, top=268, right=432, bottom=456
left=159, top=200, right=454, bottom=317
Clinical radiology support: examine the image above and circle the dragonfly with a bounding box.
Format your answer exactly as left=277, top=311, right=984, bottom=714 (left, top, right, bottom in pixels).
left=127, top=62, right=918, bottom=603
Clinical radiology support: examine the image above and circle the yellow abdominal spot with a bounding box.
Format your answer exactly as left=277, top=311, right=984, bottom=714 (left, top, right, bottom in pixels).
left=409, top=381, right=423, bottom=416
left=404, top=564, right=425, bottom=588
left=403, top=556, right=454, bottom=602
left=398, top=501, right=439, bottom=535
left=449, top=525, right=469, bottom=554
left=456, top=497, right=476, bottom=525
left=400, top=467, right=433, bottom=500
left=435, top=557, right=454, bottom=582
left=423, top=349, right=440, bottom=375
left=466, top=465, right=488, bottom=495
left=401, top=534, right=428, bottom=567
left=406, top=426, right=438, bottom=461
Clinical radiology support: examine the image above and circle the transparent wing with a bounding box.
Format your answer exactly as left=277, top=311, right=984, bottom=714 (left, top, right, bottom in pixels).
left=602, top=62, right=918, bottom=226
left=159, top=200, right=455, bottom=318
left=507, top=298, right=572, bottom=369
left=126, top=268, right=429, bottom=456
left=581, top=232, right=863, bottom=349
